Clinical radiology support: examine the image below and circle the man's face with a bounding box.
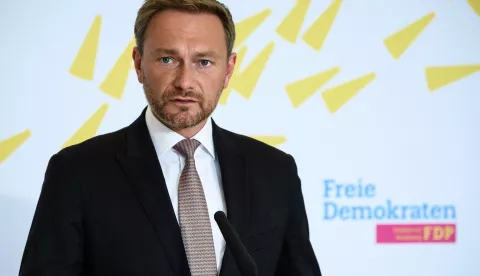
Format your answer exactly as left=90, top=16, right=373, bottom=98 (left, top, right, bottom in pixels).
left=133, top=10, right=236, bottom=130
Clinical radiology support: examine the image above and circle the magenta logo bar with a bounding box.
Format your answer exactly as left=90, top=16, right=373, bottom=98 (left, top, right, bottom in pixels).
left=376, top=224, right=456, bottom=243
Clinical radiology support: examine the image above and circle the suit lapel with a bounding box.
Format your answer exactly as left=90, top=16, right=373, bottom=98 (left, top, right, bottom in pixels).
left=213, top=121, right=251, bottom=276
left=114, top=111, right=252, bottom=275
left=116, top=109, right=190, bottom=276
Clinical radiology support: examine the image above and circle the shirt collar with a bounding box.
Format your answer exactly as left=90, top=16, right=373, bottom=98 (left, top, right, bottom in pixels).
left=145, top=106, right=216, bottom=159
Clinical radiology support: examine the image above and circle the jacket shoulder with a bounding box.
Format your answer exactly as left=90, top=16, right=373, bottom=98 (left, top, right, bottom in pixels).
left=54, top=127, right=128, bottom=161
left=220, top=127, right=292, bottom=162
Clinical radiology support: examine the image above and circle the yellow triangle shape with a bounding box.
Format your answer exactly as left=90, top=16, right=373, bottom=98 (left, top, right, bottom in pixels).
left=384, top=12, right=435, bottom=59
left=286, top=67, right=340, bottom=108
left=322, top=72, right=376, bottom=114
left=302, top=0, right=343, bottom=51
left=276, top=0, right=311, bottom=43
left=62, top=104, right=109, bottom=149
left=69, top=15, right=102, bottom=80
left=235, top=41, right=275, bottom=99
left=0, top=130, right=31, bottom=164
left=220, top=45, right=247, bottom=105
left=234, top=9, right=272, bottom=49
left=250, top=136, right=287, bottom=147
left=99, top=38, right=136, bottom=100
left=426, top=65, right=480, bottom=92
left=468, top=0, right=480, bottom=16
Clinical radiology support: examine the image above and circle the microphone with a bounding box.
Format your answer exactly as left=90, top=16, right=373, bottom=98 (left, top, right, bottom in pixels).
left=214, top=211, right=258, bottom=276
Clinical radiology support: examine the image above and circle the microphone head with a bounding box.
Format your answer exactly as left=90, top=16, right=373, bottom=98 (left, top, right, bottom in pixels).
left=214, top=210, right=227, bottom=222
left=214, top=211, right=258, bottom=276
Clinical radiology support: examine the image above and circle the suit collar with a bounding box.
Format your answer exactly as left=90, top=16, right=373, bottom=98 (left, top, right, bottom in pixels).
left=119, top=107, right=190, bottom=276
left=212, top=120, right=250, bottom=238
left=212, top=121, right=251, bottom=275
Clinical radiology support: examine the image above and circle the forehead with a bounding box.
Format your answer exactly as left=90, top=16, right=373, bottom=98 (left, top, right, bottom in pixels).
left=144, top=9, right=227, bottom=54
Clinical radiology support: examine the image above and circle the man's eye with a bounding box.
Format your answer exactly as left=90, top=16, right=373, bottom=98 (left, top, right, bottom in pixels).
left=200, top=60, right=211, bottom=66
left=160, top=57, right=172, bottom=64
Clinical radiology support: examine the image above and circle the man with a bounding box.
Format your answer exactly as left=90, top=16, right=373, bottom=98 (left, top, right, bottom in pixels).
left=19, top=0, right=321, bottom=275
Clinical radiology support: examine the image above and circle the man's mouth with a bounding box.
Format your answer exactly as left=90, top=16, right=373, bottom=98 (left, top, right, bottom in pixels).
left=171, top=97, right=198, bottom=106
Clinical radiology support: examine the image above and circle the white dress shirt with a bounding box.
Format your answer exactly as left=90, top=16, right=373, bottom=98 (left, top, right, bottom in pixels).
left=144, top=106, right=226, bottom=272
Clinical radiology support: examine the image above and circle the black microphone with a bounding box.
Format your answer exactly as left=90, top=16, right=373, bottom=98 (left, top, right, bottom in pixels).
left=214, top=211, right=258, bottom=276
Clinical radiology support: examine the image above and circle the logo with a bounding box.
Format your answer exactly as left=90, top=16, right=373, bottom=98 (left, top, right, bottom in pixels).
left=322, top=178, right=457, bottom=243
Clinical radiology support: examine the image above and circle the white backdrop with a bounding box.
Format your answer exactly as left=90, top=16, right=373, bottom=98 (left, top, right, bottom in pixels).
left=1, top=0, right=479, bottom=275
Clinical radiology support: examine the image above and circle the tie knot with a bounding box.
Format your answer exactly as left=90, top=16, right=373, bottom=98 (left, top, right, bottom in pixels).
left=173, top=139, right=201, bottom=158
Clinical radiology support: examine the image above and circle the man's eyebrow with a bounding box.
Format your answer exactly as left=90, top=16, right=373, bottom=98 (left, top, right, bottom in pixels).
left=195, top=51, right=221, bottom=59
left=150, top=48, right=222, bottom=59
left=150, top=48, right=178, bottom=56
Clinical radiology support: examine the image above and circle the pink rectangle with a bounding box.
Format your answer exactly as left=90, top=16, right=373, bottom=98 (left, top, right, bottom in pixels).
left=376, top=224, right=456, bottom=243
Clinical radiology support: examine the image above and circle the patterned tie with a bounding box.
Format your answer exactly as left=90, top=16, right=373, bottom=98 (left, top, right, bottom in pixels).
left=174, top=139, right=217, bottom=276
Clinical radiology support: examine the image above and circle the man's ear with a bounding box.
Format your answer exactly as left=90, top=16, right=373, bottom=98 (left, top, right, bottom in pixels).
left=132, top=46, right=143, bottom=83
left=223, top=52, right=237, bottom=89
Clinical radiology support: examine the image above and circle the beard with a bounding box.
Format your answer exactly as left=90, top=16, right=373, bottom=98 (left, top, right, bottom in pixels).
left=142, top=72, right=222, bottom=130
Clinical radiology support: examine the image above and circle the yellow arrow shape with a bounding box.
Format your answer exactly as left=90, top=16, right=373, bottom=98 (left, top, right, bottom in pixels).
left=322, top=72, right=376, bottom=114
left=286, top=67, right=340, bottom=108
left=384, top=12, right=435, bottom=60
left=302, top=0, right=343, bottom=51
left=0, top=130, right=31, bottom=164
left=69, top=15, right=102, bottom=80
left=62, top=104, right=109, bottom=149
left=277, top=0, right=311, bottom=43
left=235, top=42, right=275, bottom=100
left=99, top=38, right=136, bottom=100
left=426, top=65, right=480, bottom=92
left=250, top=136, right=287, bottom=147
left=468, top=0, right=480, bottom=16
left=234, top=9, right=272, bottom=49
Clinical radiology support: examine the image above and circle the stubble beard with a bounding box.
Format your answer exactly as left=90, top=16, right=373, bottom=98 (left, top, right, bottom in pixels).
left=142, top=73, right=222, bottom=130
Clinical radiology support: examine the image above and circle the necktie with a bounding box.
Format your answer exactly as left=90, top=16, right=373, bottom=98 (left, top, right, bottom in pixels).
left=174, top=139, right=217, bottom=276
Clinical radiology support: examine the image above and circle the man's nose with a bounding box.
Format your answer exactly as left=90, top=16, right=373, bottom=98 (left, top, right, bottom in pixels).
left=173, top=64, right=195, bottom=91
